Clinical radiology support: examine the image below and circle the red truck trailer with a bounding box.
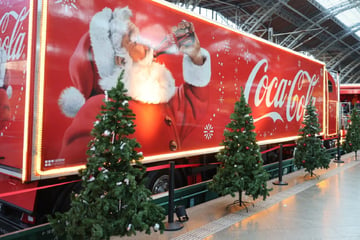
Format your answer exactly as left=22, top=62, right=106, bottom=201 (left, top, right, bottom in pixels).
left=0, top=0, right=338, bottom=233
left=340, top=84, right=360, bottom=112
left=339, top=83, right=360, bottom=135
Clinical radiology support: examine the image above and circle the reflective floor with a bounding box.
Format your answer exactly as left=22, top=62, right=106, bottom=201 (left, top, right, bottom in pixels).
left=114, top=152, right=360, bottom=240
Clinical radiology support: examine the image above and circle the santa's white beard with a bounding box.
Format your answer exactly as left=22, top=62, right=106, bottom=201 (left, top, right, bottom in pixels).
left=122, top=49, right=176, bottom=104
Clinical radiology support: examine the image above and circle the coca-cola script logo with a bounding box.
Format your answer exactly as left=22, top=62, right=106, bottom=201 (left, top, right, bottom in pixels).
left=0, top=7, right=29, bottom=61
left=244, top=59, right=319, bottom=123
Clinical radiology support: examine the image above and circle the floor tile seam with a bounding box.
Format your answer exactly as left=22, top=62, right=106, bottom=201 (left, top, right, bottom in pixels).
left=172, top=159, right=360, bottom=240
left=171, top=180, right=313, bottom=240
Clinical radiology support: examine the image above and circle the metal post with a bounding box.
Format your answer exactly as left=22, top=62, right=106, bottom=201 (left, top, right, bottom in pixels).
left=334, top=134, right=344, bottom=163
left=164, top=161, right=183, bottom=231
left=273, top=144, right=288, bottom=185
left=334, top=71, right=344, bottom=163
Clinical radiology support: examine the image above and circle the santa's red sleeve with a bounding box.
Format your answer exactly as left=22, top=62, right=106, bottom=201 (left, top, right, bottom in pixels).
left=169, top=48, right=211, bottom=143
left=58, top=94, right=104, bottom=164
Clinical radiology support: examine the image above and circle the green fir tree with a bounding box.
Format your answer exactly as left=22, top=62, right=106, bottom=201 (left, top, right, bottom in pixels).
left=49, top=72, right=165, bottom=240
left=209, top=88, right=271, bottom=207
left=294, top=99, right=330, bottom=177
left=343, top=109, right=360, bottom=160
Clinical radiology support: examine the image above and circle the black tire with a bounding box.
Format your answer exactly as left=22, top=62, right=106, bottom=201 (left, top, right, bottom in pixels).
left=145, top=170, right=186, bottom=194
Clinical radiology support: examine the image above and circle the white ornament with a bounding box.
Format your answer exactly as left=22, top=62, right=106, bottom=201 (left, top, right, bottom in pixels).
left=104, top=130, right=111, bottom=136
left=122, top=100, right=128, bottom=106
left=124, top=178, right=129, bottom=185
left=120, top=142, right=126, bottom=150
left=127, top=224, right=132, bottom=231
left=105, top=90, right=108, bottom=101
left=88, top=176, right=95, bottom=182
left=90, top=146, right=95, bottom=151
left=94, top=120, right=100, bottom=126
left=116, top=181, right=122, bottom=186
left=154, top=223, right=160, bottom=231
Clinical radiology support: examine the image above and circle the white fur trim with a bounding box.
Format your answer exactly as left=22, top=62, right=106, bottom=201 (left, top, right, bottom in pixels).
left=58, top=87, right=86, bottom=118
left=183, top=48, right=211, bottom=87
left=110, top=7, right=133, bottom=57
left=89, top=8, right=116, bottom=79
left=90, top=7, right=135, bottom=88
left=6, top=85, right=12, bottom=99
left=0, top=47, right=6, bottom=88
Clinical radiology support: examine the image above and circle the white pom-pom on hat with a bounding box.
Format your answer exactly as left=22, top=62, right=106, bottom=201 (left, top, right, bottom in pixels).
left=58, top=86, right=86, bottom=118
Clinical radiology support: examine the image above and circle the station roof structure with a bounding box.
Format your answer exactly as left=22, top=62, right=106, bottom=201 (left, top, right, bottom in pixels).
left=165, top=0, right=360, bottom=84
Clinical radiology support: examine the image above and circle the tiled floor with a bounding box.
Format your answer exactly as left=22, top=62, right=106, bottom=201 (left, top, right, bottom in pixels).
left=113, top=152, right=360, bottom=240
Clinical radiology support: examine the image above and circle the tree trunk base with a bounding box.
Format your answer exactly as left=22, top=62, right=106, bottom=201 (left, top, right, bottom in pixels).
left=304, top=172, right=319, bottom=180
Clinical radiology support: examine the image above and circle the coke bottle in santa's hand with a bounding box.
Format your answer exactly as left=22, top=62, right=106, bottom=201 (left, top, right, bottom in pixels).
left=153, top=20, right=195, bottom=58
left=174, top=20, right=195, bottom=48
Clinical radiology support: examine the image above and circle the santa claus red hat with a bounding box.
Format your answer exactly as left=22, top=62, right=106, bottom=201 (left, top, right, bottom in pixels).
left=58, top=6, right=135, bottom=117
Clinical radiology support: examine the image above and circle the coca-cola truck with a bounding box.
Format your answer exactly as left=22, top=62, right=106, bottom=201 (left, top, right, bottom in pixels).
left=339, top=83, right=360, bottom=133
left=0, top=0, right=338, bottom=233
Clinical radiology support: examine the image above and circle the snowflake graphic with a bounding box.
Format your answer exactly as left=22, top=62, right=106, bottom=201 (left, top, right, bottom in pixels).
left=244, top=49, right=250, bottom=64
left=55, top=0, right=78, bottom=11
left=203, top=124, right=214, bottom=140
left=219, top=95, right=224, bottom=104
left=0, top=0, right=10, bottom=6
left=224, top=40, right=231, bottom=54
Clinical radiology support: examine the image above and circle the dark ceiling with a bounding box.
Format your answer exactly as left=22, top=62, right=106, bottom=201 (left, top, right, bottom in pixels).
left=165, top=0, right=360, bottom=84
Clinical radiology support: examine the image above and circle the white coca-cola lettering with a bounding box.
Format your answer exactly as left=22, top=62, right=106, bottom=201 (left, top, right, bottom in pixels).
left=0, top=7, right=29, bottom=61
left=244, top=59, right=318, bottom=123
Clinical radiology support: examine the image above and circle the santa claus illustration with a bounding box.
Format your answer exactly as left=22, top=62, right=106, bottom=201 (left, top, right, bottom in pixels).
left=58, top=6, right=211, bottom=164
left=0, top=48, right=11, bottom=130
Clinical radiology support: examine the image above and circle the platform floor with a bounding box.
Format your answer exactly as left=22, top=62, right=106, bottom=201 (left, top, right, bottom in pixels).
left=113, top=152, right=360, bottom=240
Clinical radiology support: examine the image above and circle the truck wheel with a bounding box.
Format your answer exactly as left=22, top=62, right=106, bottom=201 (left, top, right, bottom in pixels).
left=146, top=170, right=185, bottom=194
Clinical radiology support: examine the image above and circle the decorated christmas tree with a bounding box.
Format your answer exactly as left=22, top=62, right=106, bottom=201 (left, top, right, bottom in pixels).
left=209, top=88, right=271, bottom=207
left=294, top=99, right=330, bottom=177
left=343, top=108, right=360, bottom=160
left=49, top=72, right=165, bottom=240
